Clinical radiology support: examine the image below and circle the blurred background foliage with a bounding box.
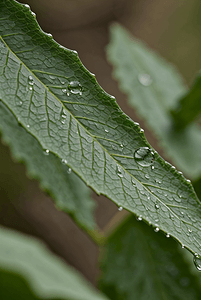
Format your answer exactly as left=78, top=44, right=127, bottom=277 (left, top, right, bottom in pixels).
left=1, top=0, right=201, bottom=285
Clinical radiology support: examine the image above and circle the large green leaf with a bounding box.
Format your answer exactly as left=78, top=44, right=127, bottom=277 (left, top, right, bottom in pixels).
left=0, top=226, right=108, bottom=300
left=0, top=101, right=95, bottom=231
left=171, top=72, right=201, bottom=129
left=100, top=216, right=201, bottom=300
left=0, top=0, right=201, bottom=256
left=107, top=24, right=201, bottom=180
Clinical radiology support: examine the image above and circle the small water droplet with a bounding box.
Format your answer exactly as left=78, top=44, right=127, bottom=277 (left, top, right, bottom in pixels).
left=120, top=144, right=124, bottom=148
left=49, top=75, right=55, bottom=80
left=28, top=75, right=33, bottom=81
left=193, top=255, right=201, bottom=271
left=116, top=166, right=123, bottom=178
left=44, top=149, right=49, bottom=155
left=27, top=124, right=30, bottom=128
left=24, top=4, right=30, bottom=9
left=171, top=166, right=176, bottom=170
left=62, top=114, right=67, bottom=119
left=181, top=244, right=185, bottom=249
left=61, top=81, right=65, bottom=85
left=105, top=129, right=109, bottom=133
left=137, top=216, right=142, bottom=221
left=134, top=122, right=139, bottom=126
left=140, top=128, right=144, bottom=133
left=118, top=206, right=123, bottom=211
left=29, top=86, right=33, bottom=91
left=31, top=11, right=36, bottom=17
left=46, top=33, right=52, bottom=38
left=138, top=73, right=152, bottom=86
left=178, top=171, right=183, bottom=175
left=131, top=178, right=136, bottom=186
left=148, top=196, right=150, bottom=200
left=67, top=167, right=72, bottom=174
left=186, top=179, right=191, bottom=183
left=155, top=204, right=159, bottom=209
left=19, top=101, right=22, bottom=105
left=151, top=165, right=155, bottom=170
left=61, top=120, right=65, bottom=124
left=68, top=81, right=82, bottom=95
left=188, top=229, right=192, bottom=233
left=166, top=233, right=170, bottom=238
left=145, top=174, right=150, bottom=179
left=134, top=147, right=154, bottom=167
left=155, top=178, right=161, bottom=184
left=154, top=227, right=159, bottom=232
left=62, top=89, right=67, bottom=93
left=61, top=159, right=67, bottom=164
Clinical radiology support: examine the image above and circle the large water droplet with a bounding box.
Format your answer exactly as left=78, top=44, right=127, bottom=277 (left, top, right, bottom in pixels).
left=194, top=255, right=201, bottom=271
left=134, top=147, right=154, bottom=167
left=138, top=73, right=152, bottom=86
left=68, top=81, right=82, bottom=95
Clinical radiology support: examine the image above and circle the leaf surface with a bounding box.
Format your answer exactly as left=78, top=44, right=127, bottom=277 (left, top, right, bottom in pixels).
left=100, top=216, right=201, bottom=300
left=0, top=101, right=95, bottom=230
left=0, top=226, right=108, bottom=300
left=107, top=24, right=201, bottom=179
left=0, top=1, right=201, bottom=256
left=171, top=72, right=201, bottom=129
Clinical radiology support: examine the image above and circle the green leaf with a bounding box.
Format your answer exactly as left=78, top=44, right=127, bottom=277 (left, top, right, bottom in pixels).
left=0, top=0, right=201, bottom=256
left=100, top=215, right=201, bottom=300
left=171, top=72, right=201, bottom=129
left=107, top=23, right=201, bottom=180
left=0, top=100, right=95, bottom=231
left=0, top=226, right=108, bottom=300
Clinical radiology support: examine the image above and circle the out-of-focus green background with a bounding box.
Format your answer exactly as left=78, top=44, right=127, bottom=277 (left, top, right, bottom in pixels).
left=1, top=0, right=201, bottom=285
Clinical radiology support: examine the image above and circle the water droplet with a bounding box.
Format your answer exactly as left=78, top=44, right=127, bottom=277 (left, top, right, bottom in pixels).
left=61, top=159, right=67, bottom=164
left=134, top=147, right=154, bottom=167
left=24, top=4, right=30, bottom=9
left=155, top=178, right=161, bottom=184
left=166, top=233, right=170, bottom=238
left=181, top=244, right=185, bottom=249
left=140, top=128, right=144, bottom=133
left=134, top=122, right=139, bottom=126
left=29, top=86, right=33, bottom=90
left=151, top=165, right=155, bottom=170
left=46, top=33, right=52, bottom=38
left=137, top=216, right=142, bottom=221
left=62, top=89, right=67, bottom=93
left=145, top=174, right=150, bottom=179
left=120, top=144, right=124, bottom=148
left=61, top=120, right=65, bottom=124
left=138, top=73, right=152, bottom=86
left=27, top=124, right=30, bottom=128
left=188, top=229, right=192, bottom=233
left=68, top=81, right=82, bottom=95
left=193, top=255, right=201, bottom=271
left=105, top=129, right=109, bottom=133
left=171, top=166, right=176, bottom=170
left=62, top=114, right=67, bottom=119
left=186, top=179, right=191, bottom=183
left=61, top=81, right=65, bottom=85
left=44, top=149, right=49, bottom=155
left=148, top=196, right=150, bottom=200
left=155, top=204, right=159, bottom=209
left=178, top=171, right=183, bottom=175
left=31, top=11, right=36, bottom=17
left=28, top=75, right=33, bottom=81
left=19, top=101, right=22, bottom=105
left=118, top=206, right=123, bottom=211
left=131, top=178, right=136, bottom=186
left=154, top=227, right=159, bottom=232
left=67, top=167, right=72, bottom=174
left=116, top=166, right=123, bottom=178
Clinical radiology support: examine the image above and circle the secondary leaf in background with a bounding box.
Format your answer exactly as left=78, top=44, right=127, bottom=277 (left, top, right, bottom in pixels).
left=0, top=226, right=109, bottom=300
left=0, top=0, right=201, bottom=256
left=0, top=101, right=95, bottom=231
left=107, top=24, right=201, bottom=180
left=171, top=72, right=201, bottom=130
left=99, top=215, right=201, bottom=300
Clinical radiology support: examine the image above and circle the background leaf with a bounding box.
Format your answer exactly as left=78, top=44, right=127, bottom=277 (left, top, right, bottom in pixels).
left=0, top=0, right=201, bottom=256
left=0, top=226, right=108, bottom=300
left=100, top=215, right=201, bottom=300
left=171, top=72, right=201, bottom=129
left=107, top=23, right=201, bottom=180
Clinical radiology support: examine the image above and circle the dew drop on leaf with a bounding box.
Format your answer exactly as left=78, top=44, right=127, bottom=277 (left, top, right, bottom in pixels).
left=105, top=129, right=109, bottom=133
left=67, top=167, right=72, bottom=174
left=154, top=227, right=159, bottom=232
left=194, top=255, right=201, bottom=271
left=44, top=149, right=49, bottom=155
left=155, top=204, right=159, bottom=209
left=24, top=4, right=30, bottom=9
left=137, top=216, right=142, bottom=221
left=134, top=147, right=154, bottom=167
left=166, top=233, right=170, bottom=238
left=68, top=81, right=82, bottom=95
left=145, top=174, right=150, bottom=179
left=138, top=73, right=152, bottom=86
left=118, top=206, right=123, bottom=211
left=116, top=165, right=123, bottom=178
left=61, top=159, right=67, bottom=164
